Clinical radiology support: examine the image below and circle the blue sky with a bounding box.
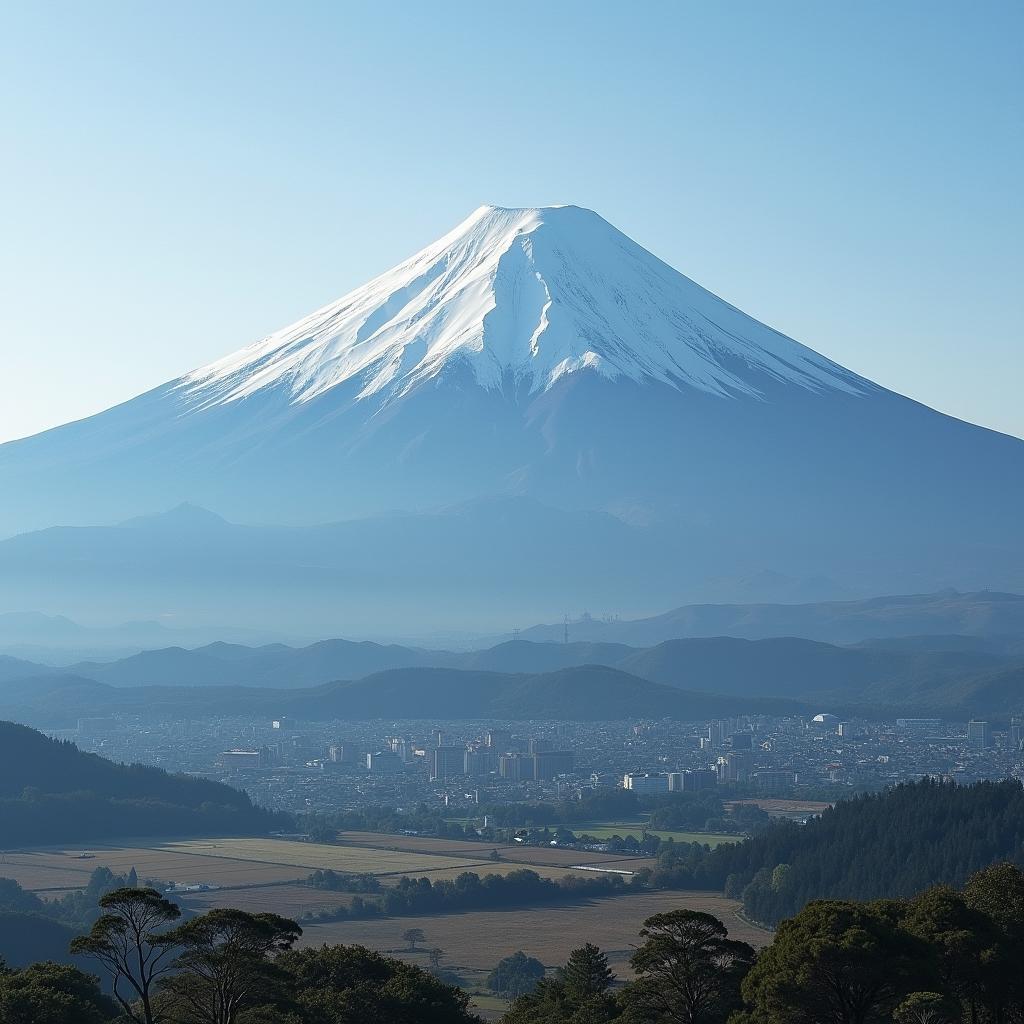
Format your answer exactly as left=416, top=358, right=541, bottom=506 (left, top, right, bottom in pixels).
left=1, top=0, right=1021, bottom=441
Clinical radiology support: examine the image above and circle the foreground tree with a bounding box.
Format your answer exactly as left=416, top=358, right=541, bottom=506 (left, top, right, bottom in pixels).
left=625, top=909, right=754, bottom=1024
left=154, top=908, right=301, bottom=1024
left=560, top=943, right=615, bottom=1003
left=489, top=951, right=546, bottom=999
left=893, top=992, right=960, bottom=1024
left=740, top=900, right=927, bottom=1024
left=0, top=959, right=117, bottom=1024
left=961, top=862, right=1024, bottom=1024
left=69, top=886, right=181, bottom=1024
left=278, top=943, right=478, bottom=1024
left=506, top=943, right=620, bottom=1024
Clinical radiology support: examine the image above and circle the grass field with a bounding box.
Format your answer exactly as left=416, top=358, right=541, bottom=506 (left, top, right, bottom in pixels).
left=299, top=889, right=771, bottom=979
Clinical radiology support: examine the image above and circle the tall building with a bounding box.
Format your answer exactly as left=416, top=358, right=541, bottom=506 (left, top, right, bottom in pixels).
left=729, top=732, right=753, bottom=750
left=499, top=753, right=535, bottom=782
left=366, top=751, right=403, bottom=774
left=668, top=769, right=717, bottom=792
left=431, top=745, right=467, bottom=781
left=464, top=749, right=499, bottom=776
left=622, top=773, right=669, bottom=793
left=528, top=738, right=554, bottom=754
left=967, top=720, right=992, bottom=750
left=1011, top=719, right=1024, bottom=750
left=532, top=751, right=574, bottom=780
left=719, top=751, right=753, bottom=783
left=487, top=729, right=512, bottom=752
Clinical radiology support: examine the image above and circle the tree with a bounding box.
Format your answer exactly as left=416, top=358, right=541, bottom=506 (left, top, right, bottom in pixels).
left=488, top=951, right=546, bottom=999
left=277, top=943, right=478, bottom=1024
left=740, top=900, right=928, bottom=1024
left=560, top=943, right=615, bottom=1003
left=0, top=960, right=117, bottom=1024
left=893, top=992, right=959, bottom=1024
left=428, top=947, right=444, bottom=970
left=154, top=908, right=301, bottom=1024
left=69, top=886, right=181, bottom=1024
left=626, top=909, right=754, bottom=1024
left=961, top=863, right=1024, bottom=1024
left=402, top=928, right=426, bottom=951
left=901, top=883, right=996, bottom=1019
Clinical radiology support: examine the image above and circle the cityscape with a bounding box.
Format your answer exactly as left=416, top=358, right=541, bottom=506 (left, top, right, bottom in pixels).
left=66, top=712, right=1024, bottom=819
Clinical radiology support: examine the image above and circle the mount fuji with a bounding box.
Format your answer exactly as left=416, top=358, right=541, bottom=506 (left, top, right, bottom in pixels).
left=1, top=204, right=1021, bottom=630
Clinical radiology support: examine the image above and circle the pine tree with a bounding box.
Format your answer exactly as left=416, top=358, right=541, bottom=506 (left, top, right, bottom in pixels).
left=560, top=943, right=614, bottom=1002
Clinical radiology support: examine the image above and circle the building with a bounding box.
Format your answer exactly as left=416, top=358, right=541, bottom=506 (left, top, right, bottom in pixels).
left=528, top=738, right=554, bottom=754
left=668, top=769, right=717, bottom=792
left=220, top=750, right=262, bottom=768
left=718, top=752, right=753, bottom=783
left=532, top=750, right=574, bottom=780
left=729, top=732, right=753, bottom=750
left=1011, top=719, right=1024, bottom=750
left=623, top=773, right=669, bottom=793
left=967, top=720, right=992, bottom=750
left=896, top=718, right=943, bottom=730
left=328, top=743, right=358, bottom=764
left=751, top=769, right=798, bottom=793
left=464, top=749, right=498, bottom=776
left=431, top=745, right=467, bottom=781
left=487, top=729, right=512, bottom=752
left=499, top=753, right=535, bottom=782
left=366, top=751, right=403, bottom=774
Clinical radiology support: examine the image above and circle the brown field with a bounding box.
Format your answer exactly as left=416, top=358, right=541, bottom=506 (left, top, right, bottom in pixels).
left=164, top=838, right=489, bottom=877
left=181, top=884, right=363, bottom=917
left=299, top=889, right=772, bottom=978
left=2, top=835, right=636, bottom=897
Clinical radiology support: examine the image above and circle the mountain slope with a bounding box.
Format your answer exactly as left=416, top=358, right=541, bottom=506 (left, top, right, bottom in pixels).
left=1, top=206, right=1022, bottom=628
left=0, top=720, right=283, bottom=845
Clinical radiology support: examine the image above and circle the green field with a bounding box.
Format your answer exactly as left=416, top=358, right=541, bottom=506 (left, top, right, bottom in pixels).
left=561, top=822, right=739, bottom=846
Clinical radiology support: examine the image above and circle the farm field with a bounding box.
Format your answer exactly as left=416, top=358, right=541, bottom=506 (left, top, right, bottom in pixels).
left=561, top=822, right=740, bottom=846
left=299, top=889, right=771, bottom=980
left=3, top=834, right=654, bottom=900
left=336, top=831, right=639, bottom=867
left=728, top=798, right=832, bottom=820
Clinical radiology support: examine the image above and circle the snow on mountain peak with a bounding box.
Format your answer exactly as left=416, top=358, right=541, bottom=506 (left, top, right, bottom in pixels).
left=180, top=204, right=869, bottom=410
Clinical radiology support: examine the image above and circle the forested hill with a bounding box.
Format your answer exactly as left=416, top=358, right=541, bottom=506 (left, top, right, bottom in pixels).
left=0, top=721, right=284, bottom=845
left=656, top=778, right=1024, bottom=925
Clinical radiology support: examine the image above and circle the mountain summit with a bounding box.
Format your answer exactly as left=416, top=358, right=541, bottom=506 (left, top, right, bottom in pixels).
left=182, top=204, right=867, bottom=410
left=0, top=204, right=1022, bottom=626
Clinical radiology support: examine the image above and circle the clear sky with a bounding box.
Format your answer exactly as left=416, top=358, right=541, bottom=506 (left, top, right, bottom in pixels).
left=1, top=0, right=1021, bottom=443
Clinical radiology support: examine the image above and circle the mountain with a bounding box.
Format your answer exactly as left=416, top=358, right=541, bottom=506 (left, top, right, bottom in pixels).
left=3, top=632, right=1023, bottom=718
left=1, top=205, right=1022, bottom=630
left=0, top=668, right=808, bottom=728
left=520, top=591, right=1024, bottom=646
left=0, top=720, right=284, bottom=845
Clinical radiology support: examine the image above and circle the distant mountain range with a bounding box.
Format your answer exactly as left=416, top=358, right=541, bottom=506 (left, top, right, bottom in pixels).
left=520, top=590, right=1024, bottom=646
left=1, top=205, right=1022, bottom=631
left=3, top=625, right=1024, bottom=723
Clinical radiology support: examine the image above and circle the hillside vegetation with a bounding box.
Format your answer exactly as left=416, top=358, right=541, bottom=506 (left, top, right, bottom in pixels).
left=0, top=721, right=283, bottom=846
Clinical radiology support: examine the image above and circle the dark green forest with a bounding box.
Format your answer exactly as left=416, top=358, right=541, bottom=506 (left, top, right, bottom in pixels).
left=638, top=778, right=1024, bottom=925
left=0, top=721, right=285, bottom=846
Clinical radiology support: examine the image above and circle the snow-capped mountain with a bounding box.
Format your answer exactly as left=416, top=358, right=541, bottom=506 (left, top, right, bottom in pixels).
left=181, top=204, right=867, bottom=409
left=0, top=204, right=1021, bottom=630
